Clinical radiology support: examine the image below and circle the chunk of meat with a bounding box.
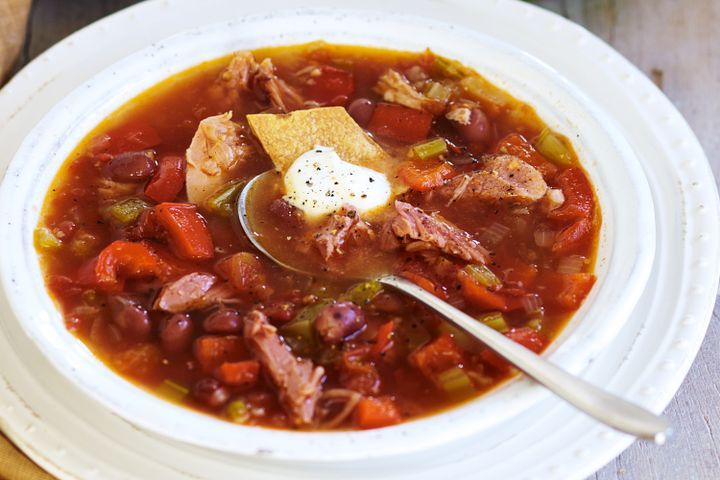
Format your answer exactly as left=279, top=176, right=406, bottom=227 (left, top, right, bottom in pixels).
left=374, top=69, right=445, bottom=115
left=243, top=311, right=324, bottom=426
left=185, top=112, right=252, bottom=206
left=153, top=272, right=218, bottom=312
left=440, top=155, right=547, bottom=205
left=386, top=201, right=488, bottom=264
left=314, top=206, right=374, bottom=260
left=255, top=58, right=304, bottom=112
left=213, top=51, right=258, bottom=103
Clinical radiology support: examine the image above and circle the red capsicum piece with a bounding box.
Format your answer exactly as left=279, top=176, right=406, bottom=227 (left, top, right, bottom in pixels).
left=154, top=203, right=214, bottom=260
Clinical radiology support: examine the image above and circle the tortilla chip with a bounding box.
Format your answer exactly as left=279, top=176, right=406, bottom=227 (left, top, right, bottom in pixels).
left=247, top=106, right=395, bottom=176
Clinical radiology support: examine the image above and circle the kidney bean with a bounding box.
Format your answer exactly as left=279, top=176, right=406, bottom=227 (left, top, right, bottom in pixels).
left=454, top=108, right=491, bottom=144
left=158, top=313, right=194, bottom=353
left=192, top=378, right=230, bottom=408
left=107, top=150, right=157, bottom=182
left=347, top=98, right=375, bottom=127
left=370, top=292, right=406, bottom=314
left=203, top=309, right=242, bottom=334
left=315, top=301, right=366, bottom=344
left=108, top=296, right=151, bottom=341
left=268, top=198, right=304, bottom=229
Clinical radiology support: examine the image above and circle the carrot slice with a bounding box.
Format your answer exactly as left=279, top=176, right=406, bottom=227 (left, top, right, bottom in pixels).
left=370, top=320, right=396, bottom=358
left=400, top=271, right=449, bottom=300
left=154, top=203, right=214, bottom=260
left=355, top=397, right=401, bottom=429
left=398, top=161, right=454, bottom=191
left=457, top=270, right=508, bottom=311
left=214, top=360, right=260, bottom=387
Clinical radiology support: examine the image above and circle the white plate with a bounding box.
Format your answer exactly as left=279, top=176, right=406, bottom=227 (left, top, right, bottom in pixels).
left=0, top=0, right=717, bottom=479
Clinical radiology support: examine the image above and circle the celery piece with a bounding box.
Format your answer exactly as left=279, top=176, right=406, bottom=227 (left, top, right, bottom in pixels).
left=344, top=281, right=382, bottom=305
left=425, top=81, right=452, bottom=101
left=534, top=128, right=573, bottom=167
left=34, top=227, right=62, bottom=250
left=434, top=56, right=466, bottom=79
left=478, top=312, right=508, bottom=333
left=437, top=367, right=475, bottom=396
left=411, top=138, right=448, bottom=160
left=438, top=322, right=479, bottom=353
left=528, top=318, right=542, bottom=331
left=280, top=300, right=329, bottom=356
left=206, top=179, right=245, bottom=217
left=156, top=379, right=189, bottom=403
left=459, top=76, right=511, bottom=109
left=463, top=264, right=502, bottom=288
left=105, top=198, right=150, bottom=225
left=227, top=399, right=250, bottom=424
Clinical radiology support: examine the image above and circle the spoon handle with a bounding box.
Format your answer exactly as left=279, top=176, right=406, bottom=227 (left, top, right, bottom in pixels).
left=379, top=275, right=670, bottom=443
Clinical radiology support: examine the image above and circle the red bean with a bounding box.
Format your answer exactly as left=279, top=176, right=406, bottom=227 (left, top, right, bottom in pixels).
left=370, top=292, right=406, bottom=314
left=347, top=98, right=375, bottom=127
left=108, top=296, right=151, bottom=341
left=203, top=309, right=242, bottom=334
left=315, top=301, right=365, bottom=344
left=192, top=378, right=230, bottom=408
left=107, top=150, right=157, bottom=182
left=455, top=108, right=491, bottom=144
left=159, top=313, right=193, bottom=353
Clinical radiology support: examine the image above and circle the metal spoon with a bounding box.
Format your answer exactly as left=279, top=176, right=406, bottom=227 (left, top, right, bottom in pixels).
left=238, top=171, right=670, bottom=443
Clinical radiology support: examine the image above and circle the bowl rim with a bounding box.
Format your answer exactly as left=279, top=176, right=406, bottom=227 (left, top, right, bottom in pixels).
left=0, top=7, right=656, bottom=461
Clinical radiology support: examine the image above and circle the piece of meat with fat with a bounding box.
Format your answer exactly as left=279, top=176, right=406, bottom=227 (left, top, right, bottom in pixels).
left=255, top=58, right=305, bottom=112
left=386, top=200, right=488, bottom=264
left=441, top=154, right=548, bottom=205
left=217, top=51, right=258, bottom=94
left=185, top=112, right=252, bottom=206
left=374, top=69, right=445, bottom=115
left=154, top=272, right=218, bottom=312
left=315, top=206, right=375, bottom=260
left=243, top=310, right=324, bottom=426
left=154, top=273, right=241, bottom=312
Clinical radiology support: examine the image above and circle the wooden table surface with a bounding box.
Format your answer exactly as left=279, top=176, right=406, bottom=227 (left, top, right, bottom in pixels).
left=10, top=0, right=720, bottom=478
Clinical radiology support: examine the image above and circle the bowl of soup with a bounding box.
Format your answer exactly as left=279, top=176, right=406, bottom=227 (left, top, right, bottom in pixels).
left=0, top=10, right=654, bottom=460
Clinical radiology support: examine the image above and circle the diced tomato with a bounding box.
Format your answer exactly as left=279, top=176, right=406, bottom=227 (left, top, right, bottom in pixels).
left=105, top=121, right=161, bottom=154
left=367, top=103, right=433, bottom=143
left=112, top=344, right=162, bottom=377
left=144, top=154, right=186, bottom=203
left=303, top=65, right=354, bottom=106
left=193, top=335, right=247, bottom=373
left=398, top=161, right=454, bottom=191
left=552, top=218, right=593, bottom=255
left=213, top=360, right=260, bottom=387
left=400, top=271, right=449, bottom=300
left=539, top=272, right=596, bottom=310
left=495, top=133, right=558, bottom=180
left=480, top=327, right=547, bottom=371
left=410, top=333, right=465, bottom=380
left=78, top=240, right=165, bottom=292
left=355, top=396, right=402, bottom=429
left=457, top=270, right=508, bottom=311
left=370, top=320, right=396, bottom=358
left=154, top=203, right=214, bottom=260
left=340, top=347, right=381, bottom=395
left=215, top=252, right=272, bottom=300
left=548, top=167, right=595, bottom=222
left=503, top=261, right=538, bottom=288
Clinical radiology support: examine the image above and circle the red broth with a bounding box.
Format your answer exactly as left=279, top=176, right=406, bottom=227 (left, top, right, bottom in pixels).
left=35, top=43, right=599, bottom=430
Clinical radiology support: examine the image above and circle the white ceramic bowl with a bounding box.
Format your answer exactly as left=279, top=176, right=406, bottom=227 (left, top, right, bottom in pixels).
left=0, top=9, right=655, bottom=461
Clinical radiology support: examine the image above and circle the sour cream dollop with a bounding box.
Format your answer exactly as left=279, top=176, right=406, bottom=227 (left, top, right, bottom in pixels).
left=283, top=146, right=392, bottom=219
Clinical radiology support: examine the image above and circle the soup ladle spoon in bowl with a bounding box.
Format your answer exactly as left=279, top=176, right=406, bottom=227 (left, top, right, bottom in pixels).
left=238, top=171, right=669, bottom=443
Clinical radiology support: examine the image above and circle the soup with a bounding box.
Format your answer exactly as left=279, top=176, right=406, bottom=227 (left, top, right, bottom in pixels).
left=35, top=43, right=599, bottom=430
